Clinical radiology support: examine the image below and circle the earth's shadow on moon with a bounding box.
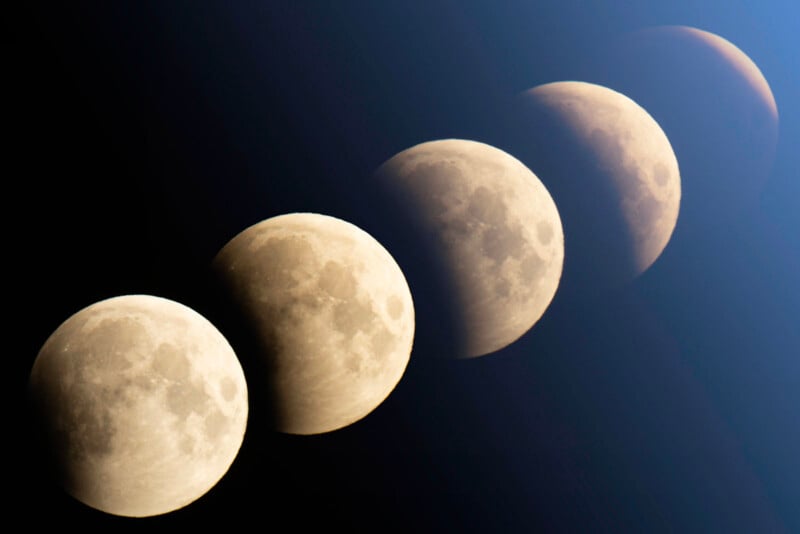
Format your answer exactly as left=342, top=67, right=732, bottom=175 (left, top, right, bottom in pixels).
left=204, top=268, right=283, bottom=436
left=487, top=95, right=640, bottom=306
left=357, top=175, right=469, bottom=361
left=581, top=26, right=778, bottom=234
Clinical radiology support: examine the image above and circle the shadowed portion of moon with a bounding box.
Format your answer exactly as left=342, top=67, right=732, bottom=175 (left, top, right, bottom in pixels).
left=586, top=25, right=778, bottom=228
left=27, top=295, right=248, bottom=518
left=212, top=212, right=414, bottom=436
left=499, top=81, right=680, bottom=302
left=374, top=139, right=564, bottom=358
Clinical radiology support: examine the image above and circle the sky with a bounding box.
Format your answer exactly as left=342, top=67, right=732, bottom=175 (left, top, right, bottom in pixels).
left=12, top=1, right=800, bottom=531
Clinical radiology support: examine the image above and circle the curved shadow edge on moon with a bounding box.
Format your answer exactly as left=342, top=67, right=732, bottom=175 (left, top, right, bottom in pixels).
left=373, top=138, right=564, bottom=358
left=498, top=81, right=680, bottom=300
left=587, top=25, right=778, bottom=227
left=212, top=212, right=415, bottom=436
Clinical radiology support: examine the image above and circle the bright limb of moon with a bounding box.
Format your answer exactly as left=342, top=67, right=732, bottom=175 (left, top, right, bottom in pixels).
left=28, top=294, right=249, bottom=518
left=660, top=26, right=777, bottom=119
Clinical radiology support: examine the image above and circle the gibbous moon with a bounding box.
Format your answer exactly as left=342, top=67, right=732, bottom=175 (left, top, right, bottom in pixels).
left=212, top=212, right=414, bottom=435
left=28, top=295, right=248, bottom=518
left=590, top=25, right=778, bottom=224
left=510, top=81, right=680, bottom=294
left=374, top=139, right=564, bottom=358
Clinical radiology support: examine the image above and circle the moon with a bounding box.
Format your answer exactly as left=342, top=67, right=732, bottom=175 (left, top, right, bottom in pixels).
left=508, top=81, right=681, bottom=296
left=212, top=212, right=415, bottom=436
left=588, top=25, right=778, bottom=225
left=28, top=295, right=248, bottom=518
left=374, top=139, right=564, bottom=358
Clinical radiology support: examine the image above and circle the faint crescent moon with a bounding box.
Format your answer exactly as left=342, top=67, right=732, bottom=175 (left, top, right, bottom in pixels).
left=677, top=27, right=777, bottom=117
left=212, top=212, right=415, bottom=435
left=592, top=25, right=778, bottom=224
left=374, top=138, right=564, bottom=358
left=28, top=295, right=248, bottom=518
left=513, top=81, right=681, bottom=293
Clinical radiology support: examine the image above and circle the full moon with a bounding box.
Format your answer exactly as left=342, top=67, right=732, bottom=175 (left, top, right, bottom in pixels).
left=212, top=212, right=415, bottom=436
left=374, top=139, right=564, bottom=358
left=509, top=81, right=681, bottom=295
left=28, top=295, right=248, bottom=518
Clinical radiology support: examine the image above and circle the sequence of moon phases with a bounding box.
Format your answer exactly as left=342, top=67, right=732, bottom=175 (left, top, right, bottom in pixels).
left=212, top=212, right=415, bottom=436
left=374, top=138, right=564, bottom=359
left=506, top=81, right=681, bottom=296
left=27, top=294, right=249, bottom=518
left=591, top=25, right=778, bottom=225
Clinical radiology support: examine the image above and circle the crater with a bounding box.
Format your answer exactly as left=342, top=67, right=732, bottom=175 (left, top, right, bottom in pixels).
left=220, top=376, right=238, bottom=402
left=152, top=343, right=191, bottom=382
left=319, top=261, right=358, bottom=300
left=166, top=381, right=211, bottom=420
left=204, top=409, right=229, bottom=442
left=333, top=299, right=376, bottom=339
left=482, top=223, right=526, bottom=264
left=60, top=391, right=116, bottom=462
left=249, top=236, right=318, bottom=292
left=82, top=318, right=145, bottom=373
left=653, top=162, right=671, bottom=187
left=468, top=186, right=507, bottom=227
left=519, top=253, right=546, bottom=286
left=180, top=435, right=195, bottom=455
left=537, top=221, right=554, bottom=245
left=370, top=323, right=396, bottom=360
left=386, top=295, right=404, bottom=320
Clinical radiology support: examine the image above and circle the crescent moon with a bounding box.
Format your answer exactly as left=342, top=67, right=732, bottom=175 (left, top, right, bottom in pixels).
left=512, top=81, right=681, bottom=294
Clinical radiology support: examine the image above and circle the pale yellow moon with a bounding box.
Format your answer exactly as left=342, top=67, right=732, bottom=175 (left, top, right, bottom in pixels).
left=212, top=212, right=415, bottom=436
left=514, top=81, right=681, bottom=291
left=28, top=295, right=248, bottom=518
left=374, top=139, right=564, bottom=358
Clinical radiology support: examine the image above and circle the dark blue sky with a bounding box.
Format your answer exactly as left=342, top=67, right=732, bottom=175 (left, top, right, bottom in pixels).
left=13, top=1, right=799, bottom=531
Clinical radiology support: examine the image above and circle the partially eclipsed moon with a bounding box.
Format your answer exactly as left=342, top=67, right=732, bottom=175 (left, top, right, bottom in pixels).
left=592, top=25, right=778, bottom=224
left=511, top=81, right=681, bottom=293
left=212, top=212, right=415, bottom=435
left=28, top=295, right=248, bottom=518
left=374, top=139, right=564, bottom=358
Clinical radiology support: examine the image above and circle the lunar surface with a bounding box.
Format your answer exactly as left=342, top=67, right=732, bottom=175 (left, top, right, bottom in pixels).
left=590, top=25, right=777, bottom=225
left=28, top=295, right=248, bottom=518
left=374, top=139, right=564, bottom=358
left=212, top=212, right=415, bottom=435
left=510, top=81, right=681, bottom=294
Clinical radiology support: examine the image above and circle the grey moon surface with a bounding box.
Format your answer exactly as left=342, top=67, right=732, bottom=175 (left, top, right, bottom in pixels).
left=212, top=212, right=415, bottom=436
left=374, top=139, right=564, bottom=358
left=518, top=81, right=681, bottom=285
left=28, top=294, right=249, bottom=518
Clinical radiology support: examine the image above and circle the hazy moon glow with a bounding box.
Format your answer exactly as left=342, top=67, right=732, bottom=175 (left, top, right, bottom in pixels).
left=678, top=26, right=777, bottom=118
left=375, top=139, right=564, bottom=358
left=516, top=81, right=681, bottom=288
left=594, top=25, right=777, bottom=223
left=213, top=212, right=415, bottom=436
left=28, top=295, right=249, bottom=518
